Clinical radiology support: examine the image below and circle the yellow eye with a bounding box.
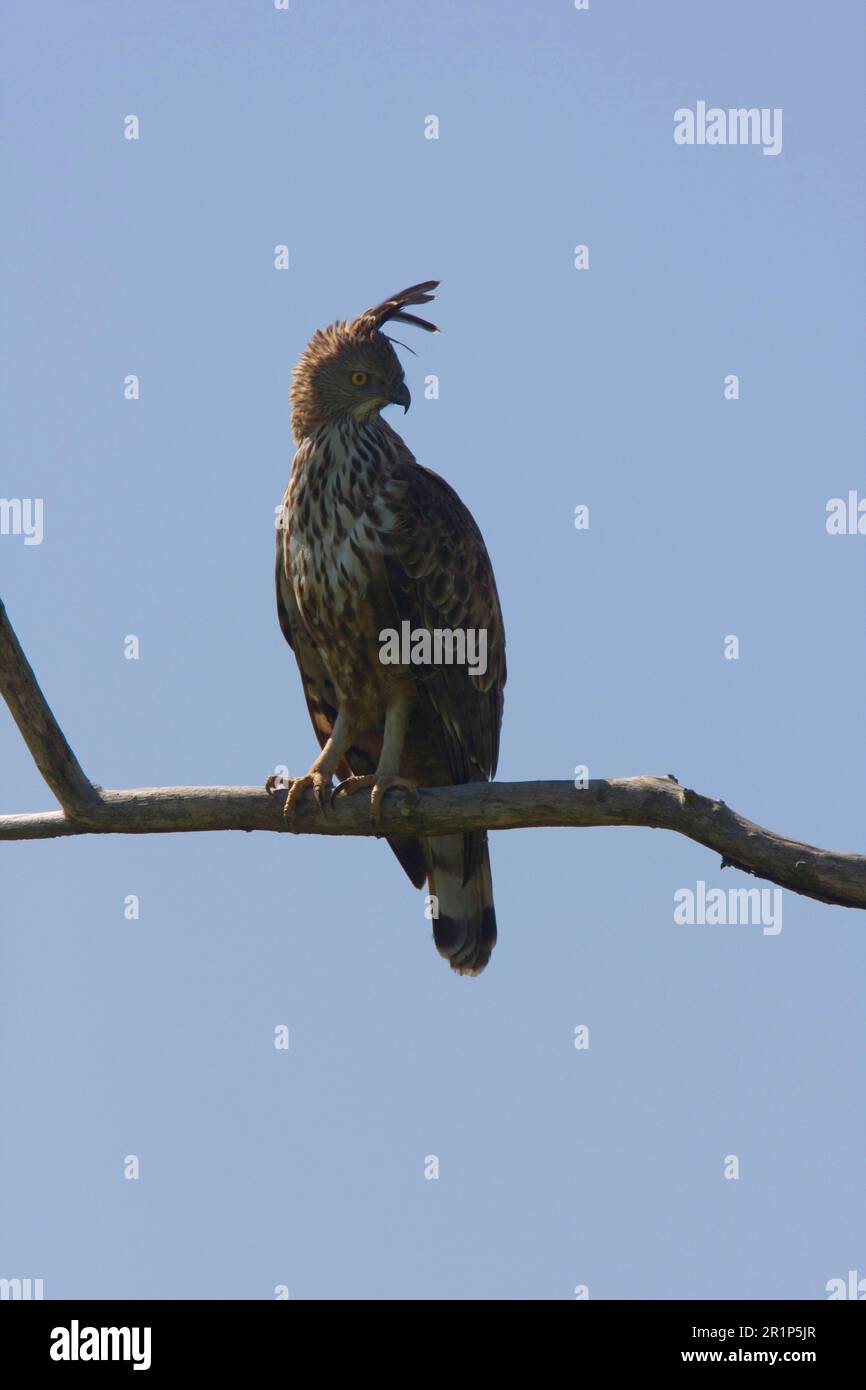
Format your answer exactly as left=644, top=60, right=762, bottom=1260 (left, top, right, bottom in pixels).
left=351, top=370, right=368, bottom=387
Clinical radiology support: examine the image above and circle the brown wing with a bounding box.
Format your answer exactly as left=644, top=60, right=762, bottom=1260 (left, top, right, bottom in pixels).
left=379, top=437, right=506, bottom=788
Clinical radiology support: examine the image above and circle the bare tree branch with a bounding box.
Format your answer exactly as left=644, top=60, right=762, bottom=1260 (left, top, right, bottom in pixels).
left=2, top=598, right=865, bottom=911
left=0, top=598, right=102, bottom=819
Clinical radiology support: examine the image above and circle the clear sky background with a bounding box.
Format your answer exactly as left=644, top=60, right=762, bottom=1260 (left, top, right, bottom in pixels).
left=1, top=0, right=864, bottom=1300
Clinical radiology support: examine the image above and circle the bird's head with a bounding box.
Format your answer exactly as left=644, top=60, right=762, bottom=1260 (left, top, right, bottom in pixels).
left=290, top=281, right=439, bottom=441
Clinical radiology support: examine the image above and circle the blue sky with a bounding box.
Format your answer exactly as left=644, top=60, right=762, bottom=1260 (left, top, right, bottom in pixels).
left=1, top=0, right=864, bottom=1299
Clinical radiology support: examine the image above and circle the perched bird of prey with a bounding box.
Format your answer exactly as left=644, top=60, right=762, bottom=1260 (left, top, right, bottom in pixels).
left=271, top=282, right=506, bottom=975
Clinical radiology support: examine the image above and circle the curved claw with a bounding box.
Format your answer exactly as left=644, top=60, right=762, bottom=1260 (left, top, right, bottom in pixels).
left=333, top=774, right=377, bottom=800
left=265, top=773, right=290, bottom=796
left=334, top=774, right=418, bottom=827
left=281, top=771, right=333, bottom=826
left=312, top=776, right=333, bottom=810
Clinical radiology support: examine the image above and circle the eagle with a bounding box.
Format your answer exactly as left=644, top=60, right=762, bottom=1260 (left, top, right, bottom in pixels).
left=271, top=282, right=506, bottom=975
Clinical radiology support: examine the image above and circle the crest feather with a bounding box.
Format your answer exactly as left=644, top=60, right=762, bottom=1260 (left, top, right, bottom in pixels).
left=355, top=281, right=440, bottom=334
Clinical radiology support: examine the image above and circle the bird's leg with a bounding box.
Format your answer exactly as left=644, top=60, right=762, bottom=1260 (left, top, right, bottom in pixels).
left=267, top=711, right=353, bottom=824
left=334, top=693, right=418, bottom=827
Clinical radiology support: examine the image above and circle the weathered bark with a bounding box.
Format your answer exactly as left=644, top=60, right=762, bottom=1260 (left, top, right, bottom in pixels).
left=2, top=598, right=864, bottom=911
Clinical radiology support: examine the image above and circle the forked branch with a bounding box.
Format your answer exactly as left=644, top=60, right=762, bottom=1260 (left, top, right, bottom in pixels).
left=2, top=598, right=864, bottom=911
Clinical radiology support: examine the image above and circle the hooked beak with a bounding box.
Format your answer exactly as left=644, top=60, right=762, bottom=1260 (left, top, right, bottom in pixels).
left=389, top=380, right=411, bottom=413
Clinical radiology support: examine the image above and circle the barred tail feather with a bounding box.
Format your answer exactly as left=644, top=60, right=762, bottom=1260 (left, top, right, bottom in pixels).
left=426, top=832, right=497, bottom=976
